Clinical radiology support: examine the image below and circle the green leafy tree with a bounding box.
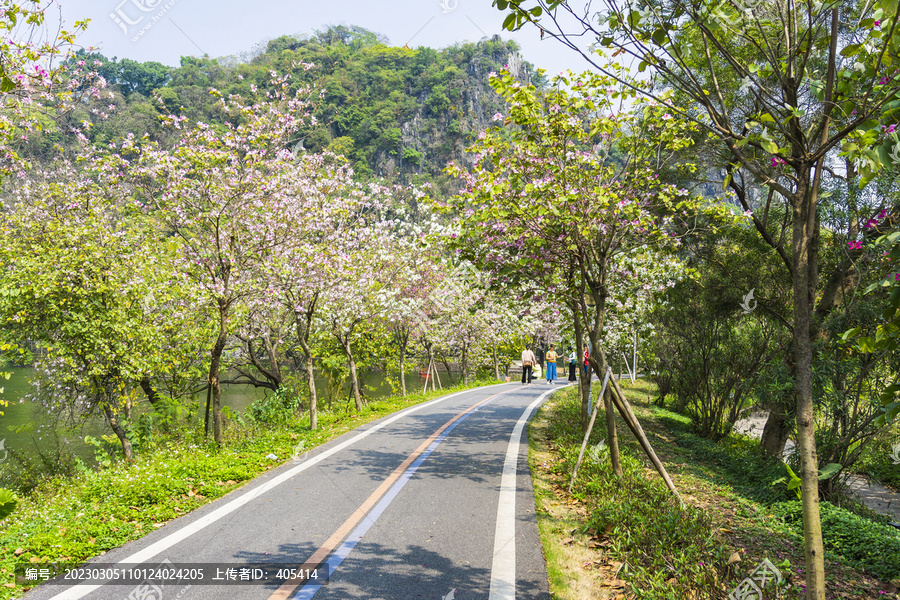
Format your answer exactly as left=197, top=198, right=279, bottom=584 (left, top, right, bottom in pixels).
left=130, top=74, right=315, bottom=444
left=493, top=1, right=900, bottom=594
left=0, top=157, right=197, bottom=459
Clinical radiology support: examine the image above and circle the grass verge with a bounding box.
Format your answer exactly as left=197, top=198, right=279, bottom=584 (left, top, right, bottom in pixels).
left=0, top=379, right=500, bottom=599
left=528, top=380, right=899, bottom=599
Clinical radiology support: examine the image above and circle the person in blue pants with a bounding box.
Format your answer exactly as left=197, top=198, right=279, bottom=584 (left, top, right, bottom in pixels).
left=545, top=345, right=558, bottom=383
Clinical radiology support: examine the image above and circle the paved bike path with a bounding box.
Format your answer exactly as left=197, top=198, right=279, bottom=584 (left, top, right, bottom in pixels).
left=25, top=383, right=557, bottom=600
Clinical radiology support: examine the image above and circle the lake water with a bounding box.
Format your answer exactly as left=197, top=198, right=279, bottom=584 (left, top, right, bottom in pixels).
left=0, top=366, right=442, bottom=472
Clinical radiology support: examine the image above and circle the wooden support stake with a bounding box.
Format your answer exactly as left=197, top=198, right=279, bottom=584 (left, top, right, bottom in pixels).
left=621, top=350, right=634, bottom=383
left=569, top=369, right=611, bottom=493
left=430, top=358, right=442, bottom=391
left=608, top=374, right=683, bottom=507
left=604, top=376, right=623, bottom=477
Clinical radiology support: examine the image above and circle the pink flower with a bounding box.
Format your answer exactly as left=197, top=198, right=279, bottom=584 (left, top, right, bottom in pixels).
left=875, top=19, right=881, bottom=27
left=848, top=240, right=863, bottom=250
left=492, top=113, right=504, bottom=121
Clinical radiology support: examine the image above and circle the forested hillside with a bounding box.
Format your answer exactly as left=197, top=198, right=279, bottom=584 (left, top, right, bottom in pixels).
left=46, top=26, right=539, bottom=193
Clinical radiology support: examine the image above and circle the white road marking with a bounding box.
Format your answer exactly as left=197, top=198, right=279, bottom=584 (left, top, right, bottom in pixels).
left=44, top=384, right=510, bottom=600
left=488, top=388, right=556, bottom=600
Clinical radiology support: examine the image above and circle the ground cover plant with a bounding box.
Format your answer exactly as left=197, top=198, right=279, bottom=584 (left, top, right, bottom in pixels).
left=529, top=381, right=898, bottom=599
left=0, top=379, right=498, bottom=599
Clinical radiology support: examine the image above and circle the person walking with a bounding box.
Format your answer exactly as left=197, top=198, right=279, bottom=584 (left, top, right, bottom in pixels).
left=583, top=344, right=591, bottom=379
left=567, top=346, right=577, bottom=384
left=521, top=345, right=536, bottom=384
left=545, top=345, right=558, bottom=384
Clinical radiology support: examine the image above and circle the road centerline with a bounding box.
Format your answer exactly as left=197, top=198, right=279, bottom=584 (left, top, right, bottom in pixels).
left=44, top=384, right=511, bottom=600
left=267, top=387, right=518, bottom=600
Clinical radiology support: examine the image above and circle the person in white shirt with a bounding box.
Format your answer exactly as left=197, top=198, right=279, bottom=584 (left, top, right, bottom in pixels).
left=521, top=346, right=537, bottom=384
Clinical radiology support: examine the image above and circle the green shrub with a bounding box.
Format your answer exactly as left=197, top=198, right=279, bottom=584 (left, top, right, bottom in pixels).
left=549, top=391, right=728, bottom=599
left=854, top=433, right=900, bottom=491
left=244, top=387, right=299, bottom=425
left=773, top=500, right=900, bottom=581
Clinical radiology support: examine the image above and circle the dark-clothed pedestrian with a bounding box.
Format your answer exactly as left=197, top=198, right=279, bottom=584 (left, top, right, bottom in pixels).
left=521, top=346, right=537, bottom=384
left=567, top=346, right=577, bottom=383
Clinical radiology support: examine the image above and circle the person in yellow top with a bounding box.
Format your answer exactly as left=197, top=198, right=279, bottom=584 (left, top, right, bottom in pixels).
left=545, top=345, right=559, bottom=384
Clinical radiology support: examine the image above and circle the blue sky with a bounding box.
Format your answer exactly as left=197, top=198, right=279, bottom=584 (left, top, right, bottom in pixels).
left=55, top=0, right=593, bottom=77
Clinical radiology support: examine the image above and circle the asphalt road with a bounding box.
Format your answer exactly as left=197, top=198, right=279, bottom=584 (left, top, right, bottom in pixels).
left=24, top=382, right=560, bottom=600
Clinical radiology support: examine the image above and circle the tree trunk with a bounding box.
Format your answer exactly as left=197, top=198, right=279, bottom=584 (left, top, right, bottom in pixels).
left=493, top=342, right=500, bottom=380
left=304, top=345, right=317, bottom=429
left=139, top=377, right=161, bottom=406
left=204, top=382, right=212, bottom=435
left=208, top=303, right=228, bottom=445
left=584, top=288, right=622, bottom=479
left=461, top=344, right=469, bottom=385
left=760, top=406, right=793, bottom=458
left=608, top=374, right=682, bottom=505
left=342, top=337, right=363, bottom=412
left=103, top=402, right=133, bottom=461
left=296, top=298, right=318, bottom=429
left=573, top=303, right=591, bottom=433
left=399, top=334, right=407, bottom=397
left=440, top=355, right=454, bottom=384
left=603, top=385, right=622, bottom=477
left=793, top=176, right=826, bottom=599
left=298, top=329, right=317, bottom=430
left=262, top=330, right=282, bottom=386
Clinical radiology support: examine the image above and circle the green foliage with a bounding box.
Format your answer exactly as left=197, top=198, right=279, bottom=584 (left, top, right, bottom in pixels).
left=0, top=488, right=16, bottom=521
left=66, top=28, right=530, bottom=190
left=773, top=500, right=900, bottom=581
left=0, top=379, right=494, bottom=599
left=653, top=402, right=900, bottom=582
left=652, top=260, right=784, bottom=439
left=843, top=229, right=900, bottom=425
left=245, top=387, right=299, bottom=425
left=654, top=408, right=795, bottom=505
left=402, top=147, right=423, bottom=165
left=546, top=390, right=728, bottom=599
left=854, top=429, right=900, bottom=490
left=83, top=435, right=120, bottom=469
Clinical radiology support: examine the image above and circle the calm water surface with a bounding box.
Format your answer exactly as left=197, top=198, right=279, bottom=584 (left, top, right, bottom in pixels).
left=0, top=366, right=438, bottom=471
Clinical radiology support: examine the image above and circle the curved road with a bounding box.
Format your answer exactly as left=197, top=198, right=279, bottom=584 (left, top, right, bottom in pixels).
left=24, top=383, right=559, bottom=600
